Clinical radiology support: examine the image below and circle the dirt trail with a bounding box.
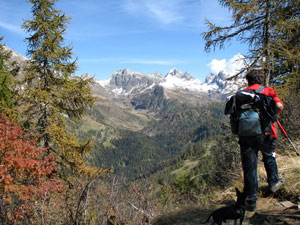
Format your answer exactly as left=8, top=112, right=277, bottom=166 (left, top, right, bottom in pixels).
left=152, top=197, right=299, bottom=225
left=152, top=187, right=300, bottom=225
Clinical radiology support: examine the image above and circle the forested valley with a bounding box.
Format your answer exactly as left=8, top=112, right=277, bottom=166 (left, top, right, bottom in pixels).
left=1, top=0, right=300, bottom=224
left=85, top=102, right=226, bottom=180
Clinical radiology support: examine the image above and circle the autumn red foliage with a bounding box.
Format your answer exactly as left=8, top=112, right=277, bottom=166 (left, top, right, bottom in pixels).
left=0, top=115, right=62, bottom=224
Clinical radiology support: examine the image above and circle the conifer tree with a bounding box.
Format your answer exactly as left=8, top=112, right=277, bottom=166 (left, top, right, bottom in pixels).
left=270, top=1, right=300, bottom=89
left=202, top=0, right=300, bottom=86
left=22, top=0, right=97, bottom=177
left=0, top=38, right=18, bottom=119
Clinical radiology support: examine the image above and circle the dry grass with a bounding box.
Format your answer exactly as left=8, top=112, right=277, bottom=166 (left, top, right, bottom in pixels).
left=275, top=152, right=300, bottom=199
left=257, top=150, right=300, bottom=199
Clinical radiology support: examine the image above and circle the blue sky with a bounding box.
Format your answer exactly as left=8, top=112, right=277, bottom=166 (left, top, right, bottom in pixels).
left=0, top=0, right=248, bottom=81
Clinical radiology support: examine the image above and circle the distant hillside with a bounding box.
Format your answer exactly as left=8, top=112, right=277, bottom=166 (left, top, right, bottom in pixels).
left=86, top=102, right=227, bottom=180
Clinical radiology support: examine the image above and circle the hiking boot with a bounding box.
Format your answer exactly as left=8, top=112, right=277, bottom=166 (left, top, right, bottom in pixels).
left=270, top=178, right=286, bottom=193
left=245, top=200, right=256, bottom=211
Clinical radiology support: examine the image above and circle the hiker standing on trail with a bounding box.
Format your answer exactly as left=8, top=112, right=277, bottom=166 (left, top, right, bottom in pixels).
left=239, top=69, right=286, bottom=211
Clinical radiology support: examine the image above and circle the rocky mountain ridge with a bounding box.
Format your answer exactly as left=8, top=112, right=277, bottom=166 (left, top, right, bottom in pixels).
left=93, top=68, right=246, bottom=99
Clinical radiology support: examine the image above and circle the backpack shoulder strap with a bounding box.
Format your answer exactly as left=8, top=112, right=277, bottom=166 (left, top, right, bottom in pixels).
left=256, top=85, right=265, bottom=93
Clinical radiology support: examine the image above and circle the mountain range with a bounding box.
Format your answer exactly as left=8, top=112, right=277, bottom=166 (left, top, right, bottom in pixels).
left=5, top=46, right=246, bottom=179
left=90, top=67, right=246, bottom=100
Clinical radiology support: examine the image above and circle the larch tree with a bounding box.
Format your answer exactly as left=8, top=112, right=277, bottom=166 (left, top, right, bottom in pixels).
left=202, top=0, right=300, bottom=87
left=0, top=38, right=19, bottom=119
left=270, top=1, right=300, bottom=90
left=21, top=0, right=97, bottom=177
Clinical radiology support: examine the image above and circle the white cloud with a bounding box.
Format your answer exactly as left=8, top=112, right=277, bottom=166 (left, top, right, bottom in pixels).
left=0, top=21, right=24, bottom=34
left=227, top=54, right=245, bottom=73
left=120, top=0, right=231, bottom=29
left=207, top=53, right=245, bottom=76
left=145, top=0, right=184, bottom=24
left=121, top=0, right=143, bottom=14
left=207, top=58, right=227, bottom=74
left=121, top=0, right=196, bottom=25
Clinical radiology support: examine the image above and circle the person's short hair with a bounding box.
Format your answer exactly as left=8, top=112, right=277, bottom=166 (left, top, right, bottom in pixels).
left=245, top=69, right=265, bottom=85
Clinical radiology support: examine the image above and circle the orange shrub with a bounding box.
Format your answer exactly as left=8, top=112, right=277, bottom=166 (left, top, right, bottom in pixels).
left=0, top=115, right=63, bottom=224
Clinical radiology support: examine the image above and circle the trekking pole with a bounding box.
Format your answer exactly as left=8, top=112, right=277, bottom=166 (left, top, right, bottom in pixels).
left=276, top=120, right=300, bottom=158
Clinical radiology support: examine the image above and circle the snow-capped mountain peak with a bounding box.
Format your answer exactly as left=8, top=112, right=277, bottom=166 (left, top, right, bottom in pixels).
left=149, top=72, right=164, bottom=82
left=166, top=68, right=193, bottom=80
left=92, top=68, right=246, bottom=98
left=166, top=68, right=182, bottom=77
left=160, top=68, right=202, bottom=92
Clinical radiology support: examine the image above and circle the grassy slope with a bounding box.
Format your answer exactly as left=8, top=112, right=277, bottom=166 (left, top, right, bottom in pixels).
left=152, top=139, right=300, bottom=225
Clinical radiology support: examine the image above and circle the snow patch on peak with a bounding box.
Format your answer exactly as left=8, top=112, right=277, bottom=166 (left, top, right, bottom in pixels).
left=80, top=73, right=93, bottom=80
left=97, top=78, right=110, bottom=87
left=160, top=73, right=203, bottom=92
left=149, top=72, right=165, bottom=82
left=166, top=68, right=193, bottom=80
left=166, top=68, right=182, bottom=77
